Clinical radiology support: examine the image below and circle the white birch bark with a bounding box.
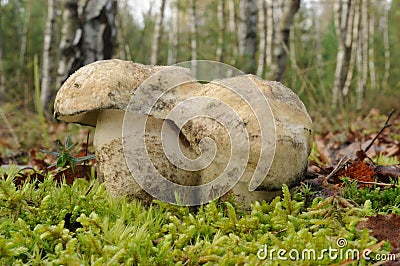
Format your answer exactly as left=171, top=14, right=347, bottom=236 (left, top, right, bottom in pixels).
left=216, top=0, right=224, bottom=61
left=256, top=0, right=266, bottom=77
left=342, top=0, right=358, bottom=97
left=40, top=0, right=57, bottom=112
left=368, top=5, right=376, bottom=91
left=289, top=23, right=297, bottom=89
left=167, top=0, right=179, bottom=65
left=188, top=0, right=197, bottom=76
left=356, top=0, right=369, bottom=109
left=18, top=0, right=31, bottom=73
left=265, top=0, right=274, bottom=68
left=332, top=0, right=352, bottom=108
left=0, top=41, right=5, bottom=100
left=116, top=0, right=131, bottom=60
left=313, top=7, right=324, bottom=82
left=56, top=0, right=117, bottom=90
left=269, top=0, right=300, bottom=81
left=381, top=2, right=390, bottom=89
left=238, top=0, right=246, bottom=56
left=56, top=0, right=80, bottom=90
left=228, top=0, right=238, bottom=66
left=150, top=0, right=166, bottom=65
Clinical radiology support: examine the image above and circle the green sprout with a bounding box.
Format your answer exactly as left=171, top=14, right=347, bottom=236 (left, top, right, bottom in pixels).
left=40, top=134, right=95, bottom=171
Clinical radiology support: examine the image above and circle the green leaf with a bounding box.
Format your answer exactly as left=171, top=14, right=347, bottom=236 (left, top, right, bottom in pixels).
left=72, top=155, right=96, bottom=162
left=65, top=134, right=77, bottom=151
left=57, top=153, right=68, bottom=168
left=39, top=149, right=61, bottom=157
left=65, top=134, right=72, bottom=149
left=69, top=159, right=75, bottom=172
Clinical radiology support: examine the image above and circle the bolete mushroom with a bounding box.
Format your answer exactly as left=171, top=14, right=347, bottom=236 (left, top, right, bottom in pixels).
left=54, top=59, right=313, bottom=207
left=54, top=59, right=201, bottom=204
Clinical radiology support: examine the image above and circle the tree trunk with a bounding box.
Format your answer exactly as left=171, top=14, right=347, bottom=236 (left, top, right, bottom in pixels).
left=381, top=2, right=390, bottom=89
left=0, top=40, right=5, bottom=101
left=256, top=0, right=266, bottom=77
left=116, top=0, right=131, bottom=60
left=56, top=0, right=81, bottom=91
left=332, top=0, right=352, bottom=108
left=368, top=7, right=376, bottom=91
left=268, top=0, right=300, bottom=81
left=243, top=0, right=258, bottom=74
left=18, top=0, right=31, bottom=76
left=150, top=0, right=166, bottom=65
left=56, top=0, right=117, bottom=93
left=228, top=0, right=238, bottom=66
left=342, top=0, right=358, bottom=97
left=40, top=0, right=57, bottom=113
left=356, top=0, right=369, bottom=109
left=237, top=0, right=246, bottom=57
left=167, top=0, right=179, bottom=65
left=289, top=22, right=297, bottom=89
left=265, top=0, right=274, bottom=69
left=188, top=0, right=197, bottom=76
left=215, top=0, right=225, bottom=62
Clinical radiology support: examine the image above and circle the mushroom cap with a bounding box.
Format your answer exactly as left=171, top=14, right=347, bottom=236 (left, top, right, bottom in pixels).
left=54, top=59, right=164, bottom=126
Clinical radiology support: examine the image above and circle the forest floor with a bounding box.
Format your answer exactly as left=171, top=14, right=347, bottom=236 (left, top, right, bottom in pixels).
left=1, top=107, right=400, bottom=264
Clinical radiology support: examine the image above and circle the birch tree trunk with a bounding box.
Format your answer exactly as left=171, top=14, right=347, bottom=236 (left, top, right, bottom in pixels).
left=116, top=0, right=131, bottom=60
left=381, top=3, right=390, bottom=89
left=368, top=7, right=376, bottom=91
left=243, top=0, right=258, bottom=74
left=188, top=0, right=197, bottom=76
left=18, top=0, right=31, bottom=106
left=40, top=0, right=57, bottom=112
left=18, top=0, right=31, bottom=77
left=167, top=0, right=179, bottom=65
left=237, top=0, right=246, bottom=57
left=313, top=7, right=324, bottom=84
left=268, top=0, right=300, bottom=81
left=265, top=0, right=274, bottom=69
left=56, top=0, right=80, bottom=92
left=256, top=0, right=266, bottom=77
left=356, top=0, right=369, bottom=109
left=228, top=0, right=237, bottom=66
left=215, top=0, right=225, bottom=62
left=332, top=0, right=352, bottom=108
left=0, top=41, right=5, bottom=101
left=150, top=0, right=166, bottom=65
left=56, top=0, right=117, bottom=93
left=289, top=23, right=297, bottom=89
left=342, top=0, right=358, bottom=97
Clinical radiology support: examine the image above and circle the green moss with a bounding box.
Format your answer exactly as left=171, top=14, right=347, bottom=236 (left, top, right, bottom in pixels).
left=341, top=178, right=400, bottom=214
left=0, top=167, right=392, bottom=265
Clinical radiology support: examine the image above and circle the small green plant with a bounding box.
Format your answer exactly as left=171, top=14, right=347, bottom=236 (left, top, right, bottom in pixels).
left=293, top=182, right=316, bottom=209
left=341, top=178, right=400, bottom=214
left=372, top=153, right=400, bottom=166
left=308, top=142, right=324, bottom=165
left=40, top=134, right=95, bottom=171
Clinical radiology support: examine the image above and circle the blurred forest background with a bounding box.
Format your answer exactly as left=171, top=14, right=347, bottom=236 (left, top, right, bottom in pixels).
left=0, top=0, right=399, bottom=134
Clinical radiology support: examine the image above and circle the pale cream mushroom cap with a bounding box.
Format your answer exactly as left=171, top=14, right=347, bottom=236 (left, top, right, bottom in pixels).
left=54, top=59, right=164, bottom=126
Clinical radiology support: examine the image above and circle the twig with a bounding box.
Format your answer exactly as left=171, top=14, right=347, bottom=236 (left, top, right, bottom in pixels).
left=325, top=155, right=351, bottom=182
left=356, top=180, right=396, bottom=188
left=364, top=109, right=395, bottom=153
